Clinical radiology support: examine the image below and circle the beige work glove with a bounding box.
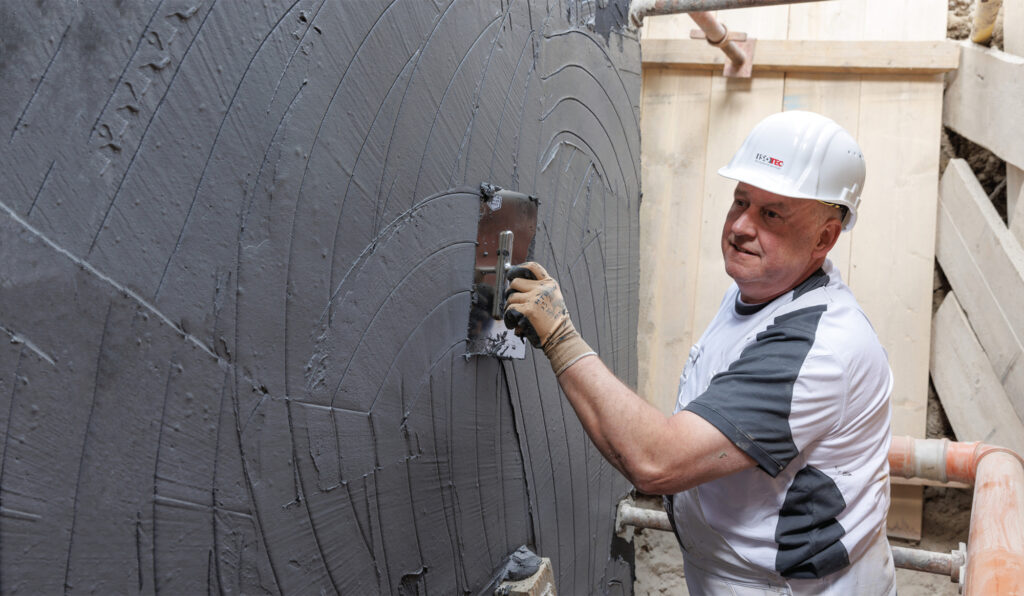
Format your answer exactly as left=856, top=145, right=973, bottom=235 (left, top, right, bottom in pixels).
left=503, top=262, right=595, bottom=375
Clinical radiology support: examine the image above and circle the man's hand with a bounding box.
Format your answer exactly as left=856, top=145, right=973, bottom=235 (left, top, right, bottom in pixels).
left=503, top=262, right=595, bottom=375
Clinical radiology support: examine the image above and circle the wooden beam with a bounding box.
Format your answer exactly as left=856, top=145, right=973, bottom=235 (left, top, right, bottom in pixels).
left=931, top=292, right=1024, bottom=455
left=641, top=39, right=960, bottom=74
left=936, top=159, right=1024, bottom=420
left=944, top=41, right=1024, bottom=170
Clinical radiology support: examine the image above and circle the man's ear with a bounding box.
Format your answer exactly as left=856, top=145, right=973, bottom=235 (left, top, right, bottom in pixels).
left=814, top=218, right=842, bottom=257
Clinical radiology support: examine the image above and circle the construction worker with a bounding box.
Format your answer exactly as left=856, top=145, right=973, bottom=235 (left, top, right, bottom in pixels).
left=503, top=111, right=895, bottom=594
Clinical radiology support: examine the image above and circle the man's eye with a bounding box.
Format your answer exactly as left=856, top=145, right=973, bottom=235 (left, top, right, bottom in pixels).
left=764, top=209, right=780, bottom=219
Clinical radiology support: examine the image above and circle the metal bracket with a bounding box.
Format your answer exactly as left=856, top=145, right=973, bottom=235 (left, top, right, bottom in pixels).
left=689, top=27, right=756, bottom=78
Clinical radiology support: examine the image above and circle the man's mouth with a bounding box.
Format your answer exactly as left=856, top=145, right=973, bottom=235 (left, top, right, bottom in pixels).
left=729, top=240, right=757, bottom=256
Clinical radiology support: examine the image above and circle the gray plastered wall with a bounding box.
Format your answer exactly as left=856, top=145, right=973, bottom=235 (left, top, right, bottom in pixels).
left=0, top=0, right=641, bottom=593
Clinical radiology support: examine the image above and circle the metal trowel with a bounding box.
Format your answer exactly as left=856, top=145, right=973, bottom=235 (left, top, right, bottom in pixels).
left=466, top=183, right=539, bottom=359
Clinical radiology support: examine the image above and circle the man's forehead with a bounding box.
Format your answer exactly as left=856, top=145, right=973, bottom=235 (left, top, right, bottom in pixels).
left=733, top=183, right=803, bottom=210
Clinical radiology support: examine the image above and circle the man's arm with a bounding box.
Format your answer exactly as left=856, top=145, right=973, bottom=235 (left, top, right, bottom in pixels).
left=557, top=353, right=754, bottom=494
left=504, top=262, right=755, bottom=494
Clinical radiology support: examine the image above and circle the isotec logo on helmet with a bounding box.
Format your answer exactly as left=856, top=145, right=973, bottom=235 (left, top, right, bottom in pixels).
left=754, top=152, right=784, bottom=168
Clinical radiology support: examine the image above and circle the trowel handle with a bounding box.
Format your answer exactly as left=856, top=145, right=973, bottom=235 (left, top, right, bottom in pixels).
left=491, top=231, right=514, bottom=319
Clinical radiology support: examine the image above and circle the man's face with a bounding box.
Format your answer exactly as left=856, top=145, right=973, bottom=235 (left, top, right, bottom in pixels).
left=721, top=182, right=837, bottom=303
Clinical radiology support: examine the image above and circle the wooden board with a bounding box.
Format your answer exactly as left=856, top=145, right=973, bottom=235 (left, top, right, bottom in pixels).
left=937, top=159, right=1024, bottom=419
left=641, top=39, right=960, bottom=74
left=1009, top=164, right=1024, bottom=241
left=931, top=292, right=1024, bottom=454
left=638, top=68, right=712, bottom=415
left=850, top=74, right=942, bottom=440
left=943, top=42, right=1024, bottom=170
left=1006, top=0, right=1024, bottom=57
left=850, top=75, right=943, bottom=542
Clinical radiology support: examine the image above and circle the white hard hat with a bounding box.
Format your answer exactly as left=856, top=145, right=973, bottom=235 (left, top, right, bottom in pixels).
left=718, top=110, right=866, bottom=231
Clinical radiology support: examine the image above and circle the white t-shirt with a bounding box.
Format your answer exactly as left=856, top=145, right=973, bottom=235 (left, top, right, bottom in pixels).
left=671, top=260, right=893, bottom=583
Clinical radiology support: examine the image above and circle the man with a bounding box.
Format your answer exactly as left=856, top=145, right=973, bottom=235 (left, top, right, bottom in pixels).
left=503, top=111, right=895, bottom=594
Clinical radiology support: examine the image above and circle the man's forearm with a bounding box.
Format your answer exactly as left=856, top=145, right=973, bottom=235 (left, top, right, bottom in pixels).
left=555, top=355, right=755, bottom=494
left=555, top=355, right=681, bottom=490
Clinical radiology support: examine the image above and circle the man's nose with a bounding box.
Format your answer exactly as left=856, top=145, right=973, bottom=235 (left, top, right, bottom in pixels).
left=730, top=206, right=757, bottom=237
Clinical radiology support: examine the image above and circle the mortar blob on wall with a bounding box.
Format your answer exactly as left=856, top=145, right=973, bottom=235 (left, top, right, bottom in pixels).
left=0, top=1, right=640, bottom=593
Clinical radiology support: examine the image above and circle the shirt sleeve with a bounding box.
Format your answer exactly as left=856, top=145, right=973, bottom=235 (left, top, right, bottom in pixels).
left=683, top=304, right=845, bottom=477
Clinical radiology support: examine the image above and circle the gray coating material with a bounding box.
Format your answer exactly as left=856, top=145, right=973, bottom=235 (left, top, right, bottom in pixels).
left=0, top=1, right=640, bottom=593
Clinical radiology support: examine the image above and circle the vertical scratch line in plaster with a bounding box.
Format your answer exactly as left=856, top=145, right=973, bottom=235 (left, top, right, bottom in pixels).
left=227, top=372, right=283, bottom=593
left=428, top=366, right=460, bottom=588
left=0, top=198, right=221, bottom=363
left=368, top=468, right=396, bottom=595
left=529, top=324, right=559, bottom=559
left=403, top=456, right=428, bottom=582
left=151, top=359, right=177, bottom=595
left=11, top=24, right=71, bottom=142
left=472, top=359, right=493, bottom=564
left=135, top=512, right=145, bottom=592
left=344, top=480, right=374, bottom=563
left=448, top=351, right=470, bottom=590
left=266, top=0, right=327, bottom=112
left=209, top=368, right=229, bottom=596
left=206, top=548, right=215, bottom=596
left=283, top=395, right=342, bottom=592
left=0, top=349, right=26, bottom=593
left=494, top=366, right=509, bottom=546
left=27, top=160, right=55, bottom=217
left=62, top=303, right=114, bottom=594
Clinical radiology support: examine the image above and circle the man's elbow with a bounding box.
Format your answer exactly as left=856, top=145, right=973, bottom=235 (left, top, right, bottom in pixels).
left=626, top=462, right=694, bottom=495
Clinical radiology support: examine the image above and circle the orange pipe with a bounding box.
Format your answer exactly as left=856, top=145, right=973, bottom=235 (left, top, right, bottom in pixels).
left=889, top=436, right=1024, bottom=595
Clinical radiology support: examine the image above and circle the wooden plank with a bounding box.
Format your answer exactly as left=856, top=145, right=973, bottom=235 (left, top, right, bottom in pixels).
left=861, top=0, right=947, bottom=41
left=850, top=75, right=942, bottom=440
left=887, top=485, right=923, bottom=541
left=943, top=41, right=1024, bottom=170
left=638, top=68, right=713, bottom=415
left=850, top=75, right=942, bottom=544
left=1006, top=0, right=1024, bottom=57
left=936, top=159, right=1024, bottom=420
left=891, top=476, right=969, bottom=490
left=1009, top=164, right=1024, bottom=241
left=641, top=39, right=960, bottom=74
left=931, top=292, right=1024, bottom=455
